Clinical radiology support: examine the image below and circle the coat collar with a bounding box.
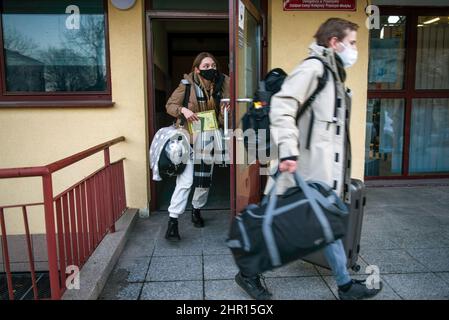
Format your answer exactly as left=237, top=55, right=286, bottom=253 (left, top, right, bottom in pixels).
left=308, top=42, right=346, bottom=83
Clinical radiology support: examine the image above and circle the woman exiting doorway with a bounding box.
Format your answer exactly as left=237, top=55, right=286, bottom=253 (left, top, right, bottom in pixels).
left=164, top=52, right=231, bottom=241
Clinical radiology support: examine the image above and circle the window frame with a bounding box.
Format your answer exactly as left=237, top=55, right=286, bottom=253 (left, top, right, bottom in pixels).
left=0, top=0, right=113, bottom=108
left=367, top=6, right=449, bottom=179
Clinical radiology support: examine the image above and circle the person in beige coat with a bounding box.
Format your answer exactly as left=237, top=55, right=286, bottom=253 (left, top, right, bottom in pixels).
left=164, top=52, right=230, bottom=241
left=235, top=18, right=383, bottom=300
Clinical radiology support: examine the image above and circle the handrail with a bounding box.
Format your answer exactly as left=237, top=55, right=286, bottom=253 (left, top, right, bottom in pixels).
left=0, top=202, right=44, bottom=210
left=46, top=136, right=125, bottom=173
left=0, top=166, right=49, bottom=179
left=0, top=136, right=125, bottom=179
left=0, top=136, right=127, bottom=300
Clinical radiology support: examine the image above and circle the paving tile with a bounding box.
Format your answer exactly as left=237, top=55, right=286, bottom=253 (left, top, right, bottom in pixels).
left=382, top=273, right=449, bottom=300
left=140, top=281, right=203, bottom=300
left=435, top=272, right=449, bottom=286
left=146, top=256, right=202, bottom=282
left=265, top=260, right=319, bottom=278
left=388, top=231, right=449, bottom=249
left=360, top=249, right=429, bottom=274
left=264, top=277, right=336, bottom=300
left=390, top=215, right=445, bottom=234
left=202, top=236, right=231, bottom=255
left=130, top=220, right=163, bottom=241
left=407, top=248, right=449, bottom=272
left=205, top=280, right=251, bottom=300
left=99, top=282, right=142, bottom=300
left=204, top=255, right=239, bottom=280
left=202, top=224, right=230, bottom=239
left=385, top=205, right=435, bottom=217
left=360, top=231, right=401, bottom=250
left=153, top=234, right=203, bottom=257
left=107, top=255, right=151, bottom=283
left=322, top=276, right=401, bottom=300
left=119, top=236, right=156, bottom=259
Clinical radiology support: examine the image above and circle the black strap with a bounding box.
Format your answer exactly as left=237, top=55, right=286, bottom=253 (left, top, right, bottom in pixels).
left=295, top=56, right=335, bottom=150
left=179, top=83, right=191, bottom=126
left=295, top=56, right=330, bottom=123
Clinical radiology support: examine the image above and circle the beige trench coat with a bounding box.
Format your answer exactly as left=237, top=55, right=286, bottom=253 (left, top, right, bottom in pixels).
left=266, top=43, right=353, bottom=204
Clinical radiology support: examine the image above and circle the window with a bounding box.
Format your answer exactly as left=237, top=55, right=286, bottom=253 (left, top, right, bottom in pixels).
left=0, top=0, right=111, bottom=106
left=368, top=15, right=406, bottom=90
left=416, top=16, right=449, bottom=90
left=366, top=8, right=449, bottom=178
left=410, top=99, right=449, bottom=174
left=365, top=99, right=405, bottom=177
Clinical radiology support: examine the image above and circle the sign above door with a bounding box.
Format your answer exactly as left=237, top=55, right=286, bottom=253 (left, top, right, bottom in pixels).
left=283, top=0, right=356, bottom=11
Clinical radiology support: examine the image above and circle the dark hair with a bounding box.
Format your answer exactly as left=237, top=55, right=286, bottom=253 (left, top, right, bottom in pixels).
left=314, top=18, right=359, bottom=47
left=191, top=52, right=220, bottom=73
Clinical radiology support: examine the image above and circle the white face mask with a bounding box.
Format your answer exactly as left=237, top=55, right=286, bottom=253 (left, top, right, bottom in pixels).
left=337, top=42, right=358, bottom=68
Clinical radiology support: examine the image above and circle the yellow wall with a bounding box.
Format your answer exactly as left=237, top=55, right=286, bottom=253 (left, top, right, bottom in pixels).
left=0, top=0, right=372, bottom=235
left=0, top=0, right=148, bottom=234
left=268, top=0, right=370, bottom=180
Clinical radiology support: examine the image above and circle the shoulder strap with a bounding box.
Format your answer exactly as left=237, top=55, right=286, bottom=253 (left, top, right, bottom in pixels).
left=294, top=56, right=335, bottom=150
left=179, top=80, right=191, bottom=126
left=295, top=56, right=331, bottom=123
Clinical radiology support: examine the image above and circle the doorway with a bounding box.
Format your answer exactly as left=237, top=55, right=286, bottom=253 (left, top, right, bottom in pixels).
left=148, top=19, right=231, bottom=211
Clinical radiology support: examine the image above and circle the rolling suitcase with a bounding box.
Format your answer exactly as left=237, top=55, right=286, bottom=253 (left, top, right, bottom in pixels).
left=303, top=179, right=366, bottom=272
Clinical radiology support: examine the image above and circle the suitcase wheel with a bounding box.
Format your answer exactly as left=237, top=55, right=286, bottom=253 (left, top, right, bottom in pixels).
left=351, top=264, right=361, bottom=272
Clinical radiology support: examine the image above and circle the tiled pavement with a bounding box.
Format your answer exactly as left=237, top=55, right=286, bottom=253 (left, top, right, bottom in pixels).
left=99, top=186, right=449, bottom=300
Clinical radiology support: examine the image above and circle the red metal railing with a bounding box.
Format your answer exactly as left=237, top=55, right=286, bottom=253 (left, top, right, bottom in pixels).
left=0, top=137, right=126, bottom=300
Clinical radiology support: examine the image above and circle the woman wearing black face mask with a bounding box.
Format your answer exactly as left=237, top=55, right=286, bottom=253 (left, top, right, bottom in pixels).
left=164, top=52, right=230, bottom=242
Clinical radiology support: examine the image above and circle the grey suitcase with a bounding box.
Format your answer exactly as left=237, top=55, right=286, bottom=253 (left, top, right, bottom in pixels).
left=303, top=179, right=366, bottom=272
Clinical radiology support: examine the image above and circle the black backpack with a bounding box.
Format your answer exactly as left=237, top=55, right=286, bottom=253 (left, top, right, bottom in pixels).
left=241, top=57, right=332, bottom=157
left=241, top=68, right=287, bottom=158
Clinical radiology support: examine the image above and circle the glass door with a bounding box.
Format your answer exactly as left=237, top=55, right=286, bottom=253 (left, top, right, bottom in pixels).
left=229, top=0, right=263, bottom=213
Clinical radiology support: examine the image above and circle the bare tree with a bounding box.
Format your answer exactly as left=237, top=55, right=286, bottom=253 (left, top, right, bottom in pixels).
left=42, top=47, right=97, bottom=92
left=3, top=26, right=39, bottom=57
left=63, top=15, right=107, bottom=91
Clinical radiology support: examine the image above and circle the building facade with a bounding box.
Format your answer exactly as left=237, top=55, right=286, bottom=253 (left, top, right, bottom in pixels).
left=0, top=0, right=448, bottom=274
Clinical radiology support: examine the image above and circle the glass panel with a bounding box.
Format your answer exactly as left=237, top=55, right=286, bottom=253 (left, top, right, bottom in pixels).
left=409, top=99, right=449, bottom=174
left=365, top=99, right=405, bottom=177
left=235, top=6, right=260, bottom=212
left=151, top=0, right=228, bottom=11
left=2, top=0, right=107, bottom=92
left=416, top=16, right=449, bottom=90
left=368, top=16, right=406, bottom=90
left=237, top=13, right=259, bottom=103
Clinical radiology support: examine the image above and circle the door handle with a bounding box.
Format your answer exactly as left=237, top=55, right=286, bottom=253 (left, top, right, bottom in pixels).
left=236, top=98, right=253, bottom=103
left=221, top=98, right=230, bottom=140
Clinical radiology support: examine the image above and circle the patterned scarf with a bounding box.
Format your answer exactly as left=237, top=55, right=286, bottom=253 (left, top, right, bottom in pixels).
left=191, top=73, right=225, bottom=189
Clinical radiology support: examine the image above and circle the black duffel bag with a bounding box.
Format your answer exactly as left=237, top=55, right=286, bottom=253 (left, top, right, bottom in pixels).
left=227, top=172, right=349, bottom=277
